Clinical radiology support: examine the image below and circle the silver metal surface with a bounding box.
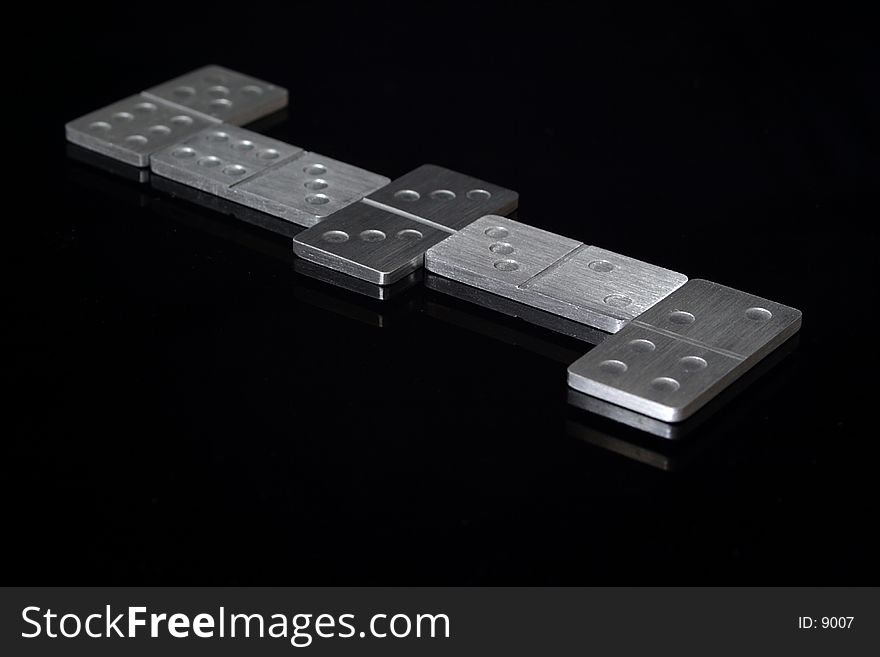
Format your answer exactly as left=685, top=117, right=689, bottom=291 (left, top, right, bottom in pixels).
left=150, top=125, right=303, bottom=198
left=292, top=201, right=451, bottom=284
left=567, top=332, right=799, bottom=438
left=364, top=164, right=518, bottom=230
left=569, top=325, right=741, bottom=423
left=524, top=245, right=688, bottom=325
left=66, top=66, right=288, bottom=167
left=425, top=215, right=687, bottom=332
left=234, top=154, right=390, bottom=227
left=567, top=391, right=688, bottom=441
left=142, top=65, right=288, bottom=126
left=65, top=95, right=213, bottom=167
left=632, top=278, right=803, bottom=358
left=567, top=279, right=802, bottom=422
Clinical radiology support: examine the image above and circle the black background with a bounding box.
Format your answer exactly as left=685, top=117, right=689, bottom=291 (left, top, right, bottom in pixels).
left=5, top=3, right=877, bottom=583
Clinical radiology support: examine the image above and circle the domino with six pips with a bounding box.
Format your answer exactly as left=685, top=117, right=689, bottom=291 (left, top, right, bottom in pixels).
left=66, top=65, right=802, bottom=426
left=65, top=65, right=288, bottom=167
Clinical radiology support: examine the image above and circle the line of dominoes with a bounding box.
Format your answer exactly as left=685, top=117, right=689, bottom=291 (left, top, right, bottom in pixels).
left=66, top=65, right=802, bottom=427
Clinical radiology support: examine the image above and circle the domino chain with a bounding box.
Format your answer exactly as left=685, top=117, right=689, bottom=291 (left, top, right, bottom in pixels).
left=65, top=65, right=803, bottom=427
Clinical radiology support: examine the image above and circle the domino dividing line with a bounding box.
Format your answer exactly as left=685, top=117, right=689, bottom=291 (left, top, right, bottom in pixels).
left=65, top=65, right=802, bottom=426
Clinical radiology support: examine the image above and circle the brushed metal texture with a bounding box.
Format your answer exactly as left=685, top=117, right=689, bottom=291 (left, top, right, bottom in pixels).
left=65, top=95, right=214, bottom=167
left=142, top=65, right=288, bottom=126
left=567, top=279, right=802, bottom=422
left=150, top=125, right=304, bottom=198
left=425, top=215, right=687, bottom=332
left=524, top=245, right=688, bottom=325
left=567, top=332, right=800, bottom=438
left=66, top=66, right=288, bottom=167
left=426, top=214, right=580, bottom=285
left=364, top=164, right=518, bottom=230
left=568, top=324, right=741, bottom=422
left=234, top=154, right=390, bottom=227
left=292, top=202, right=451, bottom=284
left=631, top=278, right=803, bottom=358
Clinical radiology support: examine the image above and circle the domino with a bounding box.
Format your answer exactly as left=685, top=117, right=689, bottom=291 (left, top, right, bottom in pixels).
left=425, top=215, right=687, bottom=332
left=150, top=125, right=304, bottom=198
left=290, top=165, right=519, bottom=283
left=567, top=279, right=802, bottom=422
left=142, top=65, right=288, bottom=126
left=67, top=72, right=803, bottom=434
left=65, top=95, right=214, bottom=167
left=150, top=126, right=387, bottom=227
left=66, top=66, right=289, bottom=167
left=630, top=278, right=802, bottom=358
left=233, top=154, right=390, bottom=227
left=567, top=330, right=799, bottom=438
left=292, top=202, right=452, bottom=284
left=363, top=164, right=518, bottom=230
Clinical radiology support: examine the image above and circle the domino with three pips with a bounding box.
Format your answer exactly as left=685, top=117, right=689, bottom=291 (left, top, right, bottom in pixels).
left=66, top=66, right=801, bottom=426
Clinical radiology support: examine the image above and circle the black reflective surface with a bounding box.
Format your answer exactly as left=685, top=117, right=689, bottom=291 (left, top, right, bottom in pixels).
left=6, top=4, right=877, bottom=583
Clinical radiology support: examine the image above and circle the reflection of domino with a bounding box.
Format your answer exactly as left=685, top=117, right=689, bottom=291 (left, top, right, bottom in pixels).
left=66, top=65, right=287, bottom=167
left=68, top=69, right=803, bottom=429
left=425, top=215, right=688, bottom=333
left=568, top=279, right=802, bottom=422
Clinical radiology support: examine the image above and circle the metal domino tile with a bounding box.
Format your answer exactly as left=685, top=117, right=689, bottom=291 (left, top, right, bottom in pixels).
left=150, top=125, right=304, bottom=198
left=568, top=325, right=741, bottom=422
left=631, top=278, right=802, bottom=358
left=67, top=68, right=802, bottom=431
left=142, top=65, right=288, bottom=126
left=65, top=95, right=214, bottom=167
left=523, top=245, right=688, bottom=328
left=425, top=215, right=687, bottom=333
left=568, top=279, right=802, bottom=422
left=426, top=215, right=580, bottom=286
left=292, top=202, right=451, bottom=285
left=233, top=154, right=390, bottom=227
left=567, top=390, right=689, bottom=442
left=364, top=164, right=519, bottom=230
